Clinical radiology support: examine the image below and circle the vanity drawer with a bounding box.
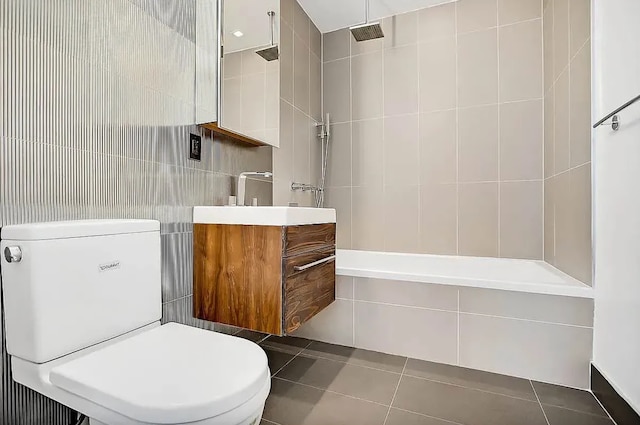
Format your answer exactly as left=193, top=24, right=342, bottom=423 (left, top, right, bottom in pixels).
left=283, top=249, right=336, bottom=334
left=283, top=223, right=336, bottom=257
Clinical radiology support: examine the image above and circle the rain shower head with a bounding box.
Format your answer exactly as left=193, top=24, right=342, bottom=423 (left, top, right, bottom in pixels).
left=255, top=45, right=279, bottom=61
left=256, top=11, right=279, bottom=61
left=350, top=0, right=384, bottom=42
left=350, top=22, right=384, bottom=42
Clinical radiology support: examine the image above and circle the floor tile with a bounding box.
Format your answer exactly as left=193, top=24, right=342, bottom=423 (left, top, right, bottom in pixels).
left=532, top=381, right=608, bottom=417
left=275, top=355, right=401, bottom=405
left=385, top=408, right=457, bottom=425
left=393, top=376, right=548, bottom=425
left=262, top=348, right=295, bottom=375
left=404, top=358, right=537, bottom=401
left=263, top=378, right=388, bottom=425
left=543, top=405, right=614, bottom=425
left=261, top=335, right=311, bottom=355
left=302, top=341, right=407, bottom=373
left=236, top=329, right=269, bottom=343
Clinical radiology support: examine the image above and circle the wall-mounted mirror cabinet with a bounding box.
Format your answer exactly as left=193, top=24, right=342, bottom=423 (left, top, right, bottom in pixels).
left=196, top=0, right=280, bottom=148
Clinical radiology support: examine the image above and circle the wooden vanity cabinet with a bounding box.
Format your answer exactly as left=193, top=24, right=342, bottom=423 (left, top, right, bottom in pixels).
left=193, top=223, right=336, bottom=335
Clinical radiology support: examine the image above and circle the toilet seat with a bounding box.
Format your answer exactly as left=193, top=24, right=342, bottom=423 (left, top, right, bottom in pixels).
left=48, top=323, right=270, bottom=424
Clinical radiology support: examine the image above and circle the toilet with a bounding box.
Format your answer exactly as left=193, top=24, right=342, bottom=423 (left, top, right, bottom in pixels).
left=0, top=220, right=271, bottom=425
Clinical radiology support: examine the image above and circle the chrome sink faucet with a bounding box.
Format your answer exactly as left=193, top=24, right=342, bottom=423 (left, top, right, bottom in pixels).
left=237, top=172, right=273, bottom=206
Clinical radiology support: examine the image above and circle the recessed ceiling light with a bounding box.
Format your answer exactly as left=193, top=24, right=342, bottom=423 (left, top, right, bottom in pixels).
left=232, top=30, right=244, bottom=38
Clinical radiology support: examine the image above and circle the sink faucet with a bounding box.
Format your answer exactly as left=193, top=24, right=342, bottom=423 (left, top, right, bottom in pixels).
left=237, top=172, right=273, bottom=206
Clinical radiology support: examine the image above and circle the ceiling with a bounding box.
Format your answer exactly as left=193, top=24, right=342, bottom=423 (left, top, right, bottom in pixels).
left=224, top=0, right=279, bottom=53
left=298, top=0, right=456, bottom=33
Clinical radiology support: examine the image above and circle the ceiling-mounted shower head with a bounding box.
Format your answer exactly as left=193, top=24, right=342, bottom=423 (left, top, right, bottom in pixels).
left=256, top=11, right=279, bottom=61
left=350, top=0, right=384, bottom=42
left=350, top=22, right=384, bottom=42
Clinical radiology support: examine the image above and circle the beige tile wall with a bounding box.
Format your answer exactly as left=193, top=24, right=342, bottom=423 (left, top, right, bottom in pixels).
left=222, top=50, right=280, bottom=145
left=294, top=276, right=594, bottom=389
left=322, top=0, right=545, bottom=259
left=543, top=0, right=592, bottom=284
left=273, top=0, right=323, bottom=206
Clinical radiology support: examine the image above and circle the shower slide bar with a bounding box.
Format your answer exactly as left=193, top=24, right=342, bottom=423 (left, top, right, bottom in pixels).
left=593, top=93, right=640, bottom=131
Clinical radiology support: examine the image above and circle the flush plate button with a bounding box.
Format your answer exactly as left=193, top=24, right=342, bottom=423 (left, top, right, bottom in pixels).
left=4, top=246, right=22, bottom=263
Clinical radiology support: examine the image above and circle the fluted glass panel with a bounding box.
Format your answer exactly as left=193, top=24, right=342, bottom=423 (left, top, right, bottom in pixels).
left=0, top=1, right=271, bottom=423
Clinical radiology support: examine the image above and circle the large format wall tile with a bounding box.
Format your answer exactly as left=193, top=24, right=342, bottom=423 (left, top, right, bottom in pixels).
left=499, top=181, right=543, bottom=260
left=352, top=119, right=384, bottom=188
left=420, top=183, right=458, bottom=255
left=352, top=51, right=383, bottom=120
left=459, top=287, right=594, bottom=327
left=355, top=301, right=458, bottom=364
left=459, top=313, right=593, bottom=388
left=384, top=186, right=421, bottom=253
left=498, top=0, right=541, bottom=25
left=457, top=29, right=498, bottom=107
left=323, top=58, right=351, bottom=124
left=418, top=2, right=456, bottom=42
left=499, top=19, right=543, bottom=102
left=500, top=100, right=543, bottom=181
left=458, top=105, right=499, bottom=183
left=420, top=110, right=457, bottom=185
left=320, top=0, right=586, bottom=267
left=456, top=0, right=498, bottom=34
left=292, top=299, right=355, bottom=347
left=384, top=45, right=420, bottom=116
left=458, top=183, right=499, bottom=257
left=354, top=279, right=458, bottom=311
left=419, top=38, right=457, bottom=113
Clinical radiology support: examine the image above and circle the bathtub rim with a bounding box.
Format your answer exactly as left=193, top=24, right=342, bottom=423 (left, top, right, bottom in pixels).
left=336, top=249, right=594, bottom=299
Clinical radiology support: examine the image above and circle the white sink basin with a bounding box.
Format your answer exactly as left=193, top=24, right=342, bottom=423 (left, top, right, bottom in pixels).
left=193, top=206, right=337, bottom=226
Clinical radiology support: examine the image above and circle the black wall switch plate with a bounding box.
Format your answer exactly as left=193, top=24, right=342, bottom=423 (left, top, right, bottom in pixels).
left=189, top=133, right=202, bottom=161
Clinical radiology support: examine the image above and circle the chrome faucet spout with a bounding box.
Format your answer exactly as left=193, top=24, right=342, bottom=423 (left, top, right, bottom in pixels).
left=237, top=172, right=273, bottom=206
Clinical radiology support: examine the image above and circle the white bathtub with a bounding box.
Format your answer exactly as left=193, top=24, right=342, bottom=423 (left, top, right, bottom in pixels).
left=336, top=249, right=594, bottom=298
left=295, top=249, right=595, bottom=389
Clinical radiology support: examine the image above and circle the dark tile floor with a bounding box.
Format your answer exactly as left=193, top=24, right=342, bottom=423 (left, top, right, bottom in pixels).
left=233, top=332, right=614, bottom=425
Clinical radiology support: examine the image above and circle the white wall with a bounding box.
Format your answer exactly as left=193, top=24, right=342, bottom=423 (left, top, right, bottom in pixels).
left=593, top=0, right=640, bottom=413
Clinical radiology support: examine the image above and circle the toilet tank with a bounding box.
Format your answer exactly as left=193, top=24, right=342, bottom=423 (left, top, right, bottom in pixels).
left=0, top=220, right=162, bottom=364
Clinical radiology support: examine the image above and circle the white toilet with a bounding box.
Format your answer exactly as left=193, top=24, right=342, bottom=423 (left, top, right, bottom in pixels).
left=0, top=220, right=271, bottom=425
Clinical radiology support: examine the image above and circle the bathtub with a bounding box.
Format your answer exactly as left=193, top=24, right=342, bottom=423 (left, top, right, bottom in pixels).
left=295, top=250, right=595, bottom=389
left=335, top=249, right=594, bottom=298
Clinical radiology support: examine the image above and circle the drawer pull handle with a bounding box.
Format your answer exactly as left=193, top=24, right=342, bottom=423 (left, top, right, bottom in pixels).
left=294, top=255, right=336, bottom=272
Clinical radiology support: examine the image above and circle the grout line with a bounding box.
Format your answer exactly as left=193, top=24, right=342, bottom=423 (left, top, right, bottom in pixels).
left=350, top=299, right=593, bottom=329
left=391, top=407, right=466, bottom=425
left=456, top=290, right=460, bottom=365
left=541, top=401, right=617, bottom=420
left=383, top=358, right=408, bottom=425
left=530, top=380, right=551, bottom=425
left=296, top=350, right=403, bottom=375
left=272, top=376, right=392, bottom=408
left=496, top=1, right=502, bottom=258
left=270, top=339, right=314, bottom=377
left=260, top=419, right=280, bottom=425
left=454, top=1, right=460, bottom=256
left=402, top=371, right=542, bottom=404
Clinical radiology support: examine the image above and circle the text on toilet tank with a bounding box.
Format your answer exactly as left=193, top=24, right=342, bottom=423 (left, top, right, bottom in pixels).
left=99, top=261, right=121, bottom=272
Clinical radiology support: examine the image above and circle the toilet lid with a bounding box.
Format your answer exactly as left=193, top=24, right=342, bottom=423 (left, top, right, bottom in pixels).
left=49, top=323, right=270, bottom=424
